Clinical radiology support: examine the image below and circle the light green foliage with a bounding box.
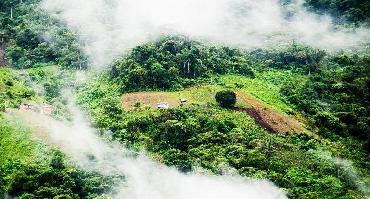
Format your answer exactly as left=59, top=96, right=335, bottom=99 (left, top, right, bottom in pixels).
left=0, top=117, right=115, bottom=198
left=77, top=74, right=123, bottom=132
left=0, top=119, right=42, bottom=165
left=219, top=71, right=302, bottom=113
left=0, top=68, right=35, bottom=110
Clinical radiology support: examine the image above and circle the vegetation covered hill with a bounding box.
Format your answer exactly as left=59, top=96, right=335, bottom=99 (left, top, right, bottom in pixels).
left=304, top=0, right=370, bottom=24
left=0, top=0, right=369, bottom=198
left=0, top=0, right=86, bottom=69
left=0, top=68, right=115, bottom=198
left=77, top=37, right=370, bottom=198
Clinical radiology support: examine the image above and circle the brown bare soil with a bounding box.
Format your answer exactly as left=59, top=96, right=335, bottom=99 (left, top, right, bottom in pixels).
left=236, top=92, right=305, bottom=135
left=235, top=107, right=276, bottom=133
left=122, top=92, right=179, bottom=109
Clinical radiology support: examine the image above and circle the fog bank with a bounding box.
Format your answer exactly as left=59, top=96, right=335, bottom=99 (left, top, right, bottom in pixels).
left=40, top=0, right=369, bottom=68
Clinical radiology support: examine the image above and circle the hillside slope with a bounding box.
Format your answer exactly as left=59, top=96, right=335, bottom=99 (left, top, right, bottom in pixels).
left=0, top=0, right=369, bottom=198
left=77, top=37, right=369, bottom=198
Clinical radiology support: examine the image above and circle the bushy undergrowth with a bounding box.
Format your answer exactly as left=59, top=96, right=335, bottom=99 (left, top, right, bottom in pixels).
left=0, top=120, right=114, bottom=198
left=0, top=68, right=35, bottom=111
left=77, top=70, right=369, bottom=198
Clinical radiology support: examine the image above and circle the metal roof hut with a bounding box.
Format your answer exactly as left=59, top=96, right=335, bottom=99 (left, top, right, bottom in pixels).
left=19, top=102, right=39, bottom=112
left=179, top=98, right=187, bottom=105
left=157, top=102, right=169, bottom=109
left=42, top=105, right=54, bottom=115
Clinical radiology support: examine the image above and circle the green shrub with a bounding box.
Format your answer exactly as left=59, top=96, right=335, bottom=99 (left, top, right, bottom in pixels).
left=215, top=90, right=236, bottom=108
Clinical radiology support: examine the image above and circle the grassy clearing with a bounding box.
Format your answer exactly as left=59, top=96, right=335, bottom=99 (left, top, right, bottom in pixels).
left=0, top=118, right=47, bottom=165
left=122, top=70, right=304, bottom=112
left=218, top=70, right=307, bottom=114
left=122, top=85, right=251, bottom=109
left=122, top=72, right=309, bottom=135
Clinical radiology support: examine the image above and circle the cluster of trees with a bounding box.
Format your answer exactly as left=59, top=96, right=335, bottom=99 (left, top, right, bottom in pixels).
left=0, top=0, right=87, bottom=69
left=249, top=42, right=370, bottom=153
left=110, top=36, right=255, bottom=91
left=215, top=90, right=237, bottom=108
left=250, top=43, right=327, bottom=75
left=281, top=53, right=370, bottom=151
left=304, top=0, right=370, bottom=24
left=0, top=150, right=113, bottom=199
left=77, top=37, right=369, bottom=198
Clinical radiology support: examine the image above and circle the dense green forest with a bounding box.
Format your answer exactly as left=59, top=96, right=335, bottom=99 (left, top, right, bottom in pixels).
left=108, top=37, right=369, bottom=151
left=304, top=0, right=370, bottom=24
left=0, top=0, right=369, bottom=198
left=77, top=37, right=369, bottom=198
left=0, top=0, right=86, bottom=69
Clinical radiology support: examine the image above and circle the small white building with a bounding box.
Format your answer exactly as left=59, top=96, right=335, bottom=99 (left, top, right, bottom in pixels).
left=179, top=98, right=187, bottom=105
left=157, top=102, right=169, bottom=109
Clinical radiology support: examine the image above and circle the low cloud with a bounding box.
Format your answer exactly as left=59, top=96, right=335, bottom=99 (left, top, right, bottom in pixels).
left=40, top=0, right=369, bottom=68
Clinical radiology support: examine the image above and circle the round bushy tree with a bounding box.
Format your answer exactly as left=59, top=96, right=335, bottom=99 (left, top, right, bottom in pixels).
left=215, top=90, right=236, bottom=108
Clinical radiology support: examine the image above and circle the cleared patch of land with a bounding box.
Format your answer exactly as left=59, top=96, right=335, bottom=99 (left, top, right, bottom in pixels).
left=122, top=82, right=306, bottom=135
left=122, top=85, right=251, bottom=109
left=5, top=109, right=54, bottom=144
left=236, top=92, right=306, bottom=135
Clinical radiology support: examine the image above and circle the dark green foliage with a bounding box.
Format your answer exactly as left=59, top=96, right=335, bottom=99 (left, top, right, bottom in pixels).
left=281, top=53, right=370, bottom=152
left=215, top=90, right=237, bottom=108
left=304, top=0, right=370, bottom=24
left=43, top=81, right=61, bottom=100
left=0, top=0, right=87, bottom=69
left=111, top=36, right=255, bottom=91
left=250, top=43, right=326, bottom=74
left=1, top=154, right=113, bottom=199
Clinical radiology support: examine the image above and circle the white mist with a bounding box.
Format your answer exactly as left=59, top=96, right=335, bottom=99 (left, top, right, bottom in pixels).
left=40, top=0, right=369, bottom=68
